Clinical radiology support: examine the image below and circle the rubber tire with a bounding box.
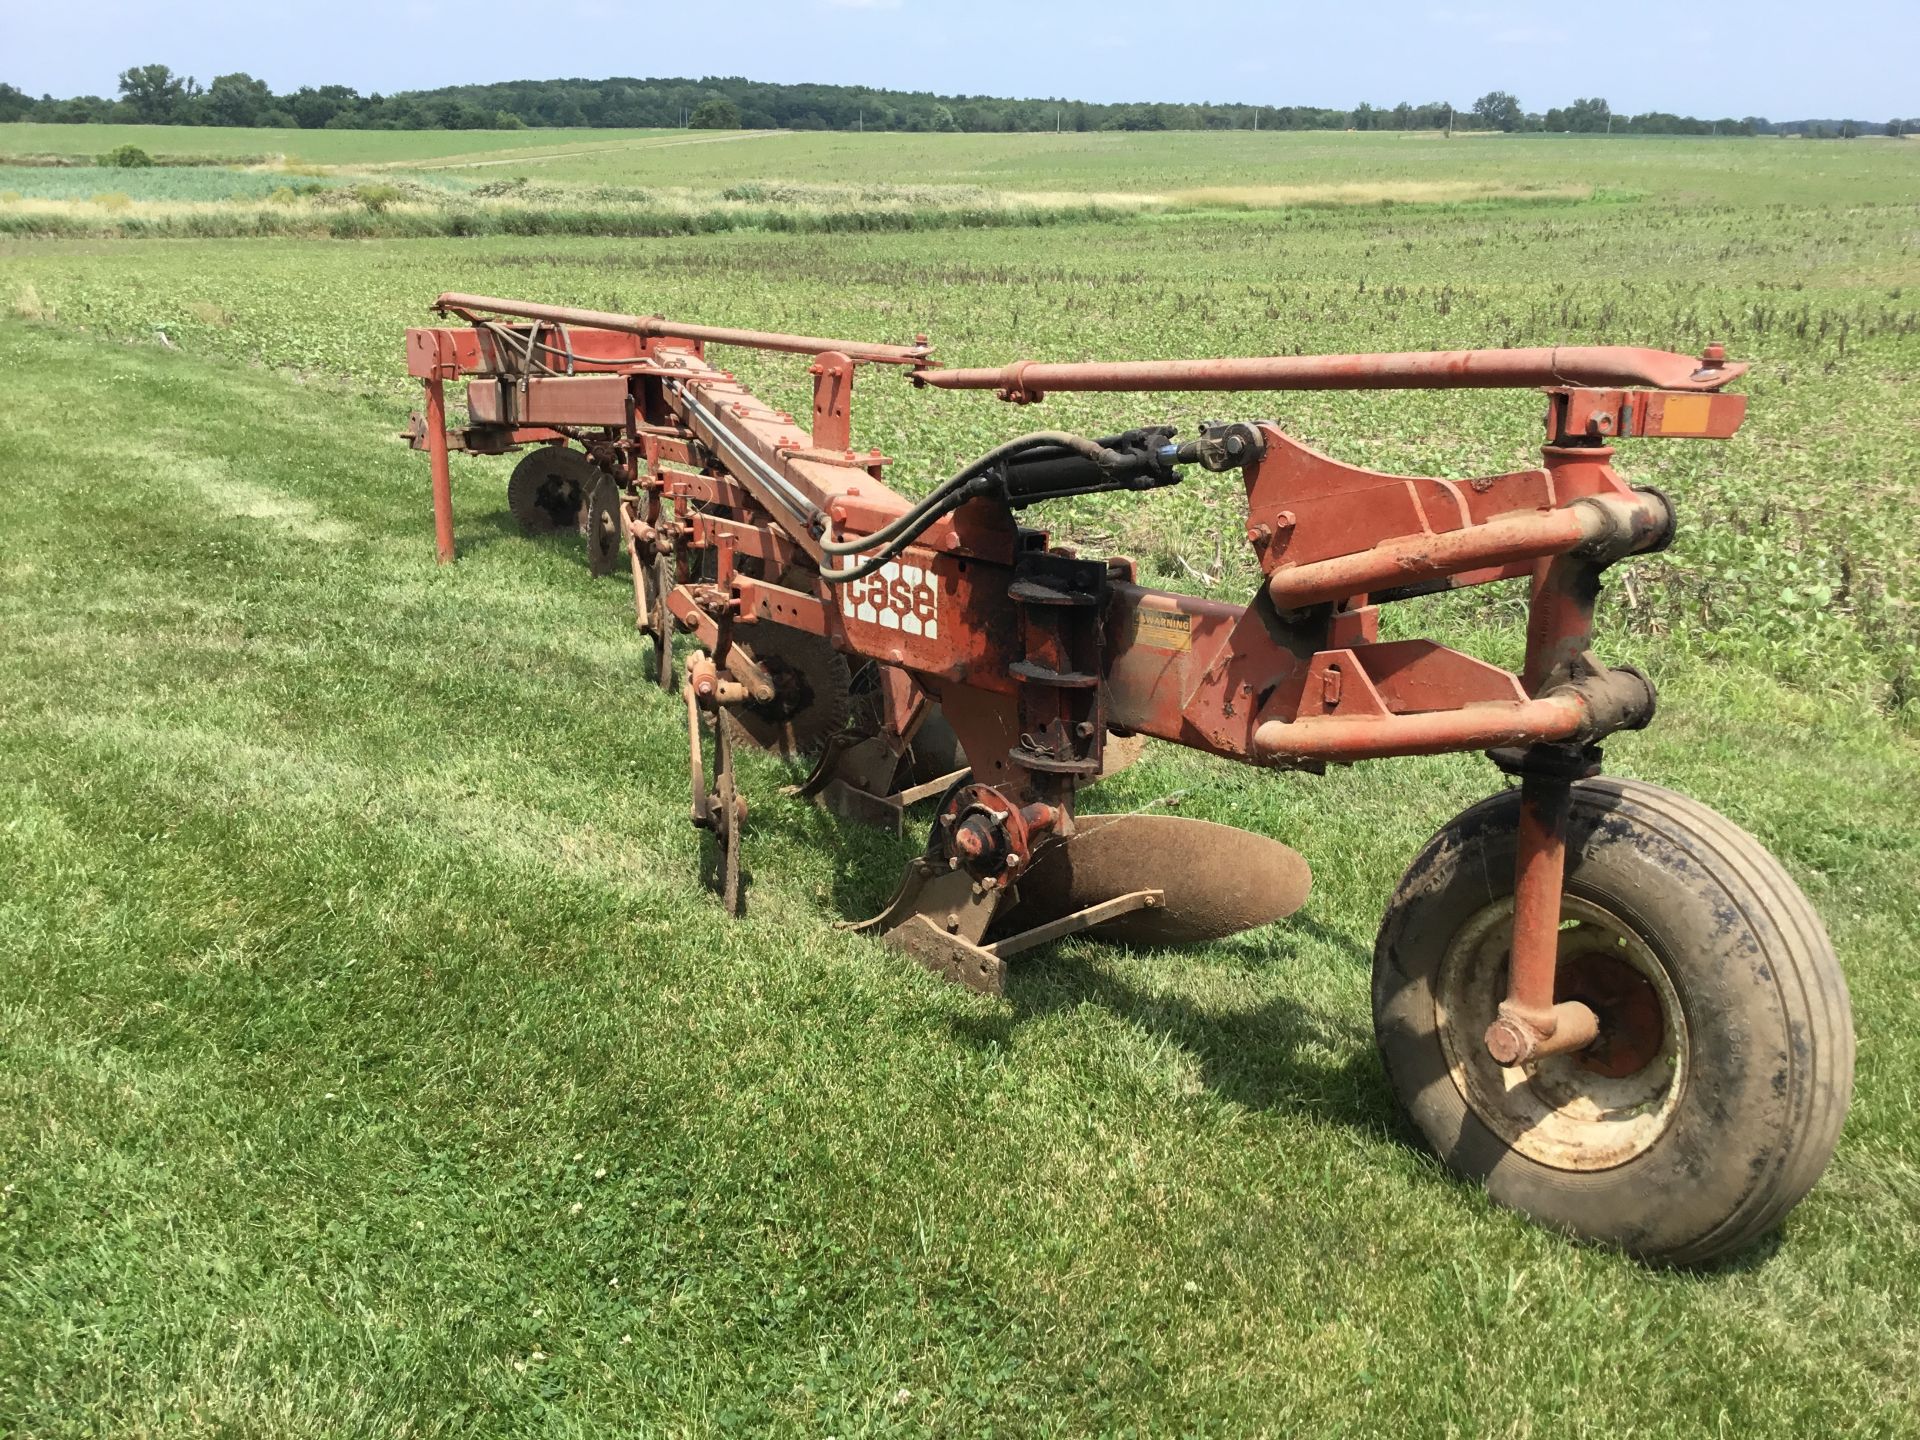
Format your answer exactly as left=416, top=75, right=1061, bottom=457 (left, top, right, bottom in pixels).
left=1372, top=777, right=1853, bottom=1266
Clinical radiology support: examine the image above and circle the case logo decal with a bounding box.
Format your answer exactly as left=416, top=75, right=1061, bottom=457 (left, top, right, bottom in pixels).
left=842, top=559, right=938, bottom=639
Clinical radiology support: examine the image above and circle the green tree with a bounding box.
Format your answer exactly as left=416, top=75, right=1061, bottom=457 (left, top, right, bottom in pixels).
left=204, top=72, right=271, bottom=127
left=1562, top=96, right=1611, bottom=132
left=117, top=63, right=194, bottom=123
left=688, top=97, right=741, bottom=129
left=288, top=84, right=361, bottom=129
left=1471, top=90, right=1522, bottom=132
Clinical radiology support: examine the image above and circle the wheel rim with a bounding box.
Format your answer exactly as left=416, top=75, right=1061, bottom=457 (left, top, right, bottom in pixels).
left=1435, top=893, right=1689, bottom=1172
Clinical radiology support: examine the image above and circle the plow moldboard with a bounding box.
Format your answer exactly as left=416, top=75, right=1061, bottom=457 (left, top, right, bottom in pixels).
left=992, top=812, right=1312, bottom=948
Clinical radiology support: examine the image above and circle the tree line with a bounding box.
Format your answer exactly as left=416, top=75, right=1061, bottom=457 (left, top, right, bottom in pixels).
left=0, top=68, right=1909, bottom=140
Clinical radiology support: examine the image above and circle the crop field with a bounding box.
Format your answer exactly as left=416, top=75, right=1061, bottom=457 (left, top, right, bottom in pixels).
left=0, top=121, right=678, bottom=166
left=1, top=130, right=1918, bottom=1436
left=6, top=123, right=1917, bottom=240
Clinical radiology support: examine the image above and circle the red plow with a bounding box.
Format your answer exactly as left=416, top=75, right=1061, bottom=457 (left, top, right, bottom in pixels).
left=406, top=295, right=1851, bottom=1264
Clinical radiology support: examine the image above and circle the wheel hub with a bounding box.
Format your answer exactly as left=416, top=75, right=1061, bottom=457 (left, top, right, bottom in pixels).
left=1555, top=948, right=1666, bottom=1079
left=1436, top=894, right=1689, bottom=1172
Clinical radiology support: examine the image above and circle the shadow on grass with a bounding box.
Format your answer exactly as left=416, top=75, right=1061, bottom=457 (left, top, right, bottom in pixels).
left=961, top=918, right=1401, bottom=1138
left=800, top=789, right=1402, bottom=1136
left=450, top=508, right=592, bottom=564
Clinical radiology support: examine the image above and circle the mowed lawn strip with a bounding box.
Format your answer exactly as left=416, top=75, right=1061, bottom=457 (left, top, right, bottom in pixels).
left=0, top=321, right=1916, bottom=1435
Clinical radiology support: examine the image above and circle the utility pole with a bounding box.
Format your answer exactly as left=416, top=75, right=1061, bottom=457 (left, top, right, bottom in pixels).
left=1253, top=107, right=1259, bottom=132
left=1056, top=107, right=1061, bottom=133
left=1446, top=106, right=1454, bottom=138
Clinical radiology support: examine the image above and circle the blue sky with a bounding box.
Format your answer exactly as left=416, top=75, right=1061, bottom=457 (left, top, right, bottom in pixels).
left=2, top=0, right=1910, bottom=119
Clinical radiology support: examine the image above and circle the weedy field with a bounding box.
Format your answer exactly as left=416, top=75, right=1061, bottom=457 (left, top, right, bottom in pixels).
left=1, top=130, right=1918, bottom=1436
left=5, top=123, right=1917, bottom=238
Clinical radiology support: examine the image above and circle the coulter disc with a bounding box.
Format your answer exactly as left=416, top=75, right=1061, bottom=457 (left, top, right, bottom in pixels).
left=642, top=553, right=676, bottom=691
left=506, top=445, right=598, bottom=535
left=991, top=813, right=1311, bottom=948
left=1092, top=731, right=1149, bottom=786
left=584, top=475, right=623, bottom=577
left=728, top=626, right=853, bottom=760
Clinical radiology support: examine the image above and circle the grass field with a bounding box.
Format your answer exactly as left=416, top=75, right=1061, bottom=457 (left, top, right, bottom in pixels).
left=7, top=121, right=1918, bottom=204
left=2, top=129, right=1918, bottom=1435
left=5, top=122, right=1916, bottom=240
left=0, top=122, right=679, bottom=166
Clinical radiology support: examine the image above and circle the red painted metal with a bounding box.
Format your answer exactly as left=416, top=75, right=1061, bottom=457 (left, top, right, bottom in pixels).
left=810, top=351, right=856, bottom=452
left=1485, top=771, right=1601, bottom=1067
left=1265, top=497, right=1659, bottom=611
left=424, top=374, right=455, bottom=565
left=405, top=299, right=1751, bottom=1068
left=434, top=293, right=932, bottom=366
left=1253, top=695, right=1585, bottom=762
left=911, top=344, right=1744, bottom=399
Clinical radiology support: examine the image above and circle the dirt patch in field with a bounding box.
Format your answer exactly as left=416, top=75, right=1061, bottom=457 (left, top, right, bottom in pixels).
left=1170, top=179, right=1593, bottom=207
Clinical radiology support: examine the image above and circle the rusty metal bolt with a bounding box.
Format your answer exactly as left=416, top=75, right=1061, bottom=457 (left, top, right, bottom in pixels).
left=1248, top=523, right=1273, bottom=545
left=953, top=815, right=997, bottom=859
left=1484, top=1016, right=1537, bottom=1066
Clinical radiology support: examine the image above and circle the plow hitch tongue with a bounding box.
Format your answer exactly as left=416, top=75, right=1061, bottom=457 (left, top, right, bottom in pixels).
left=405, top=297, right=1855, bottom=1264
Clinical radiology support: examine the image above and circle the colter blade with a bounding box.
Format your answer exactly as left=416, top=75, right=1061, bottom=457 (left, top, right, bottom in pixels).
left=1091, top=731, right=1148, bottom=786
left=990, top=813, right=1311, bottom=948
left=726, top=625, right=852, bottom=760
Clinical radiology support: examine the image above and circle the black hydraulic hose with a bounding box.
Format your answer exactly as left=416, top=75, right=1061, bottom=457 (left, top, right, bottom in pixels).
left=818, top=491, right=978, bottom=584
left=817, top=431, right=1123, bottom=555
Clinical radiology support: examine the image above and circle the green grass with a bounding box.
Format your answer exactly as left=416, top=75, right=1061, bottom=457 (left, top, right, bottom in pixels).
left=0, top=163, right=354, bottom=202
left=8, top=123, right=1919, bottom=208
left=427, top=129, right=1920, bottom=207
left=0, top=121, right=675, bottom=166
left=5, top=128, right=1912, bottom=240
left=2, top=314, right=1917, bottom=1439
left=1, top=130, right=1918, bottom=1435
left=6, top=179, right=1914, bottom=698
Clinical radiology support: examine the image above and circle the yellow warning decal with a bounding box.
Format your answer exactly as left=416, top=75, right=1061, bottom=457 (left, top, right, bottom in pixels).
left=1130, top=606, right=1193, bottom=652
left=1658, top=395, right=1711, bottom=434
